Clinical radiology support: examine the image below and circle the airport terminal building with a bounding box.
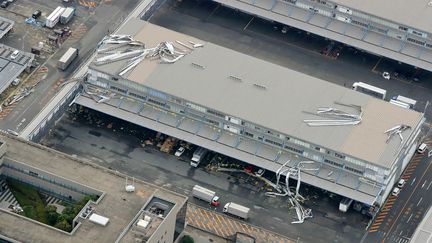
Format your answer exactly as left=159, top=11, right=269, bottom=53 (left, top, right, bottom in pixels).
left=211, top=0, right=432, bottom=72
left=75, top=17, right=424, bottom=207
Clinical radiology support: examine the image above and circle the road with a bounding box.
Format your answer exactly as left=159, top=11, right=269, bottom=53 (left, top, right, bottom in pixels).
left=0, top=0, right=138, bottom=132
left=41, top=111, right=369, bottom=243
left=361, top=136, right=432, bottom=243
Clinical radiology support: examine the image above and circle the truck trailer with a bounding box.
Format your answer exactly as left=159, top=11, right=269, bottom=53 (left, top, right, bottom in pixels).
left=46, top=6, right=65, bottom=28
left=190, top=147, right=208, bottom=167
left=60, top=7, right=75, bottom=25
left=223, top=202, right=250, bottom=220
left=58, top=47, right=78, bottom=70
left=339, top=197, right=353, bottom=213
left=192, top=185, right=220, bottom=206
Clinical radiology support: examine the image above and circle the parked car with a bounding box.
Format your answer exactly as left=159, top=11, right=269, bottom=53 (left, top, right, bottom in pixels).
left=417, top=143, right=427, bottom=154
left=397, top=179, right=406, bottom=188
left=392, top=187, right=400, bottom=196
left=10, top=50, right=19, bottom=60
left=174, top=147, right=185, bottom=157
left=32, top=10, right=42, bottom=19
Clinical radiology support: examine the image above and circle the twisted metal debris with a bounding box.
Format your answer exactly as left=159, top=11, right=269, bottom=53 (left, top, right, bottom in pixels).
left=95, top=34, right=202, bottom=77
left=384, top=124, right=411, bottom=143
left=303, top=103, right=362, bottom=126
left=265, top=161, right=317, bottom=224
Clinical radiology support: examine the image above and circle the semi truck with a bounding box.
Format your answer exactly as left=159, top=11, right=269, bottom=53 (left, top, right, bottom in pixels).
left=192, top=185, right=220, bottom=206
left=58, top=47, right=78, bottom=70
left=60, top=7, right=75, bottom=25
left=46, top=6, right=65, bottom=28
left=190, top=147, right=208, bottom=167
left=223, top=202, right=250, bottom=220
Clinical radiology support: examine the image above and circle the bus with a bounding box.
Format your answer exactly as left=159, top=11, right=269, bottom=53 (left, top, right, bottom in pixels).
left=352, top=82, right=386, bottom=100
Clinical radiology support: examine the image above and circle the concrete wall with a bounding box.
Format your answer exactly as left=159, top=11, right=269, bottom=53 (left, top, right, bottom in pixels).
left=2, top=159, right=103, bottom=202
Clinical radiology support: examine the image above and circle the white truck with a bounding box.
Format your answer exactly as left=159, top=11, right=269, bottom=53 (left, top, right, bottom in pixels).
left=391, top=95, right=417, bottom=109
left=46, top=6, right=65, bottom=28
left=190, top=147, right=208, bottom=167
left=339, top=197, right=353, bottom=213
left=60, top=7, right=75, bottom=25
left=223, top=202, right=250, bottom=220
left=192, top=185, right=220, bottom=206
left=58, top=47, right=78, bottom=70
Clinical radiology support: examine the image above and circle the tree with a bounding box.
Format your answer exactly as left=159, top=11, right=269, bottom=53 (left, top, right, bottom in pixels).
left=55, top=220, right=72, bottom=232
left=45, top=205, right=59, bottom=225
left=181, top=235, right=194, bottom=243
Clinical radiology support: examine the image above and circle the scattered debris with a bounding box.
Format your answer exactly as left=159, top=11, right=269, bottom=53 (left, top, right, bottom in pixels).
left=384, top=124, right=411, bottom=143
left=265, top=161, right=317, bottom=224
left=303, top=103, right=362, bottom=126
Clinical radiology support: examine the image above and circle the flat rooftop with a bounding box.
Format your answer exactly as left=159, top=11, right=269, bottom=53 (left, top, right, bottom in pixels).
left=0, top=44, right=34, bottom=94
left=333, top=0, right=432, bottom=34
left=91, top=20, right=423, bottom=169
left=0, top=134, right=186, bottom=243
left=0, top=16, right=13, bottom=39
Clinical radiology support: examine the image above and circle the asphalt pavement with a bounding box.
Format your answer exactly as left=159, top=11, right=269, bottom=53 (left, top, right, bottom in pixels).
left=361, top=135, right=432, bottom=243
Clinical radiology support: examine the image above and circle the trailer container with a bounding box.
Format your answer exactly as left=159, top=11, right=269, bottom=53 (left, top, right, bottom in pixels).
left=60, top=7, right=75, bottom=24
left=192, top=185, right=220, bottom=206
left=46, top=6, right=65, bottom=28
left=223, top=202, right=250, bottom=219
left=58, top=47, right=78, bottom=70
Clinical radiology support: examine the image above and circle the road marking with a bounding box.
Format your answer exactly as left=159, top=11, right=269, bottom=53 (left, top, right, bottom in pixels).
left=410, top=177, right=416, bottom=186
left=243, top=16, right=255, bottom=31
left=407, top=213, right=413, bottom=223
left=382, top=158, right=432, bottom=243
left=421, top=180, right=427, bottom=188
left=417, top=197, right=423, bottom=206
left=427, top=181, right=432, bottom=190
left=371, top=57, right=383, bottom=72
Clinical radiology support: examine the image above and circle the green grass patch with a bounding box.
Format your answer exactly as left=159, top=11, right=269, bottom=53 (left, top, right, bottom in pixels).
left=7, top=178, right=48, bottom=224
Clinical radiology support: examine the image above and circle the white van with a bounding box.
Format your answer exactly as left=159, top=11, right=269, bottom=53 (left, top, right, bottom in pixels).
left=417, top=143, right=427, bottom=154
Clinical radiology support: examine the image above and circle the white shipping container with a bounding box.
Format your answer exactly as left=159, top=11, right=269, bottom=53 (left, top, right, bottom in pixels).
left=60, top=7, right=75, bottom=24
left=46, top=6, right=65, bottom=28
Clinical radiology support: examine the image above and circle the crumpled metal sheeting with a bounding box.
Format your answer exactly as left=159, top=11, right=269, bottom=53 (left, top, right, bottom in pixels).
left=384, top=124, right=411, bottom=143
left=265, top=161, right=316, bottom=224
left=303, top=104, right=363, bottom=126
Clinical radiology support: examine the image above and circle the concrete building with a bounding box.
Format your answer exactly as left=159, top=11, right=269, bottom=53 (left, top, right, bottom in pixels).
left=0, top=44, right=34, bottom=94
left=210, top=0, right=432, bottom=72
left=0, top=16, right=14, bottom=40
left=0, top=134, right=187, bottom=243
left=73, top=15, right=424, bottom=208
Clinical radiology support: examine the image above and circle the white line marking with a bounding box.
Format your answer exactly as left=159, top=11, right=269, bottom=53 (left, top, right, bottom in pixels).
left=411, top=177, right=416, bottom=186
left=417, top=197, right=423, bottom=206
left=422, top=180, right=427, bottom=188
left=407, top=213, right=413, bottom=223
left=427, top=181, right=432, bottom=190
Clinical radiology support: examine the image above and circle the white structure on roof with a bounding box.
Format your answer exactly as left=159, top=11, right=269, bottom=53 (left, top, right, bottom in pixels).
left=76, top=17, right=424, bottom=207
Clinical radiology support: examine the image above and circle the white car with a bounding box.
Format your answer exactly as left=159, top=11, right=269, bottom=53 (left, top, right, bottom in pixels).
left=382, top=72, right=390, bottom=80
left=392, top=187, right=400, bottom=196
left=10, top=50, right=19, bottom=60
left=417, top=143, right=427, bottom=154
left=174, top=147, right=185, bottom=157
left=397, top=179, right=406, bottom=188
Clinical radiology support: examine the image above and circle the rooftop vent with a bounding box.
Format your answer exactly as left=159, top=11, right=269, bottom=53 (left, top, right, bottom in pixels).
left=253, top=83, right=267, bottom=90
left=191, top=62, right=205, bottom=70
left=228, top=75, right=242, bottom=82
left=429, top=1, right=432, bottom=6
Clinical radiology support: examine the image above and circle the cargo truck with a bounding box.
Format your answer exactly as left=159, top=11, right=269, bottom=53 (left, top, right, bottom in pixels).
left=190, top=147, right=208, bottom=167
left=192, top=185, right=220, bottom=206
left=223, top=202, right=250, bottom=220
left=58, top=47, right=78, bottom=70
left=60, top=7, right=75, bottom=24
left=46, top=6, right=65, bottom=28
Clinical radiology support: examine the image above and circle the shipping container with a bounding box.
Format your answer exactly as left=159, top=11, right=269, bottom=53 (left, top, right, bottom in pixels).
left=58, top=47, right=78, bottom=70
